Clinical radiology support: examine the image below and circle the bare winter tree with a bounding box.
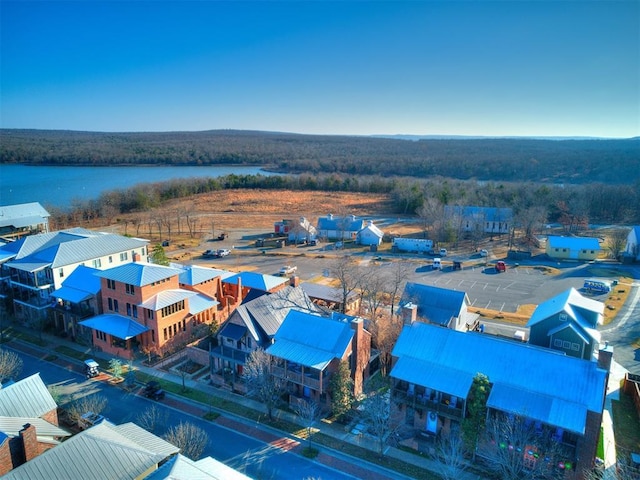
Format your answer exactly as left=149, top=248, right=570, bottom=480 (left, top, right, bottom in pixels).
left=478, top=412, right=563, bottom=480
left=368, top=311, right=403, bottom=377
left=330, top=255, right=361, bottom=314
left=417, top=198, right=445, bottom=240
left=295, top=399, right=320, bottom=450
left=136, top=404, right=169, bottom=435
left=64, top=394, right=108, bottom=425
left=243, top=348, right=286, bottom=421
left=359, top=267, right=387, bottom=320
left=0, top=348, right=23, bottom=384
left=515, top=205, right=547, bottom=248
left=607, top=228, right=630, bottom=259
left=359, top=390, right=403, bottom=457
left=163, top=421, right=209, bottom=460
left=435, top=430, right=468, bottom=480
left=383, top=261, right=411, bottom=317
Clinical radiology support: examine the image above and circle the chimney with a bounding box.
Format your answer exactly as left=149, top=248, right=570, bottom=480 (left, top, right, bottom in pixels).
left=328, top=213, right=333, bottom=220
left=598, top=342, right=613, bottom=373
left=133, top=252, right=141, bottom=262
left=19, top=424, right=39, bottom=463
left=0, top=435, right=12, bottom=476
left=402, top=303, right=418, bottom=326
left=350, top=318, right=369, bottom=397
left=289, top=275, right=300, bottom=288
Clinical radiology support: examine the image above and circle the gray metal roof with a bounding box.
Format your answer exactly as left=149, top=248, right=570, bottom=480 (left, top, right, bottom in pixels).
left=0, top=373, right=57, bottom=418
left=139, top=289, right=196, bottom=310
left=390, top=322, right=607, bottom=434
left=0, top=202, right=50, bottom=228
left=146, top=453, right=252, bottom=480
left=266, top=310, right=354, bottom=370
left=79, top=314, right=149, bottom=340
left=317, top=214, right=365, bottom=233
left=528, top=288, right=604, bottom=328
left=96, top=262, right=181, bottom=287
left=171, top=263, right=232, bottom=286
left=443, top=205, right=513, bottom=222
left=299, top=282, right=357, bottom=303
left=3, top=421, right=179, bottom=480
left=0, top=416, right=71, bottom=439
left=188, top=293, right=219, bottom=315
left=220, top=286, right=322, bottom=346
left=401, top=282, right=467, bottom=327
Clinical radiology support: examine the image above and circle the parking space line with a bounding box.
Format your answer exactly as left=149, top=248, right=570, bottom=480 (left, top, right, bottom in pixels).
left=458, top=280, right=464, bottom=287
left=470, top=281, right=477, bottom=289
left=485, top=301, right=491, bottom=308
left=504, top=282, right=515, bottom=290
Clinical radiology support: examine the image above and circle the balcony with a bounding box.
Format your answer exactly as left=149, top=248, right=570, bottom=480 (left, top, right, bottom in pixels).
left=271, top=365, right=326, bottom=392
left=52, top=303, right=95, bottom=319
left=394, top=386, right=464, bottom=420
left=210, top=345, right=249, bottom=364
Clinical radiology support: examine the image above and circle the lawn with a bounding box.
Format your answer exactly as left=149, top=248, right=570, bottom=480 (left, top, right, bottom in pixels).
left=611, top=390, right=640, bottom=459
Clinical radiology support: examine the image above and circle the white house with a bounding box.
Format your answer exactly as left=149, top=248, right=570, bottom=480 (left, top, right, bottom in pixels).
left=624, top=226, right=640, bottom=261
left=356, top=220, right=384, bottom=246
left=316, top=214, right=365, bottom=240
left=0, top=202, right=50, bottom=238
left=287, top=217, right=317, bottom=243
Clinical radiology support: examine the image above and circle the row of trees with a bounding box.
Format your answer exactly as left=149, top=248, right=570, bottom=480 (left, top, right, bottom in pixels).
left=2, top=129, right=638, bottom=184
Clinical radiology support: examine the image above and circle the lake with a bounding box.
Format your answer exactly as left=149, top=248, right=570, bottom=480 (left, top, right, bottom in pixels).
left=0, top=164, right=278, bottom=209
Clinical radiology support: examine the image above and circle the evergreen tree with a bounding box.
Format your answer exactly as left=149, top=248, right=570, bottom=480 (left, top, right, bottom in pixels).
left=330, top=360, right=354, bottom=421
left=151, top=244, right=170, bottom=266
left=461, top=372, right=491, bottom=461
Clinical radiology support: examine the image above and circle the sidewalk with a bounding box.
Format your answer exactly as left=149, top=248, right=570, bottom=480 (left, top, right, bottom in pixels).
left=4, top=326, right=485, bottom=480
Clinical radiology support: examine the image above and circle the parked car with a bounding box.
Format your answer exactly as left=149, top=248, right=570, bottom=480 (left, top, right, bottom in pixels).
left=84, top=359, right=100, bottom=378
left=279, top=265, right=298, bottom=275
left=495, top=261, right=506, bottom=273
left=202, top=249, right=216, bottom=257
left=216, top=249, right=231, bottom=257
left=143, top=381, right=165, bottom=400
left=439, top=248, right=448, bottom=257
left=309, top=239, right=318, bottom=246
left=480, top=249, right=488, bottom=257
left=335, top=241, right=343, bottom=249
left=432, top=258, right=442, bottom=270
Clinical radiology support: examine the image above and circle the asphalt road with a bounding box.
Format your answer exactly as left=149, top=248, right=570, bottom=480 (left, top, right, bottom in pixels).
left=10, top=346, right=363, bottom=480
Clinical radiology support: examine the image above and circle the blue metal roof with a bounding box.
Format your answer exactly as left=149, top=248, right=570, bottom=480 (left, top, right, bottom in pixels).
left=266, top=310, right=354, bottom=370
left=52, top=265, right=101, bottom=302
left=317, top=214, right=365, bottom=232
left=96, top=262, right=181, bottom=286
left=223, top=271, right=288, bottom=292
left=390, top=322, right=606, bottom=434
left=171, top=263, right=229, bottom=286
left=547, top=236, right=601, bottom=250
left=0, top=202, right=50, bottom=228
left=188, top=293, right=219, bottom=315
left=443, top=206, right=513, bottom=222
left=401, top=282, right=467, bottom=327
left=219, top=322, right=247, bottom=341
left=80, top=314, right=149, bottom=340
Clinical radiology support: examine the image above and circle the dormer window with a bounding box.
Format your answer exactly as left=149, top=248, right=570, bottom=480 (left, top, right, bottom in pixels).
left=559, top=313, right=568, bottom=321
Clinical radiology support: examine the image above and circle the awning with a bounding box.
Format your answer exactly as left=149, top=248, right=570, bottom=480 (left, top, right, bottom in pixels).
left=80, top=314, right=148, bottom=340
left=51, top=286, right=92, bottom=303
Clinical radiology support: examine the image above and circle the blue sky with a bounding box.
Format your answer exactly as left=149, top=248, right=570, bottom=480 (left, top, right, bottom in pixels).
left=1, top=1, right=638, bottom=137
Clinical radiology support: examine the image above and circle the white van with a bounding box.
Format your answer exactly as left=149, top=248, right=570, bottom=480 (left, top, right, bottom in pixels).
left=432, top=258, right=442, bottom=270
left=439, top=248, right=448, bottom=257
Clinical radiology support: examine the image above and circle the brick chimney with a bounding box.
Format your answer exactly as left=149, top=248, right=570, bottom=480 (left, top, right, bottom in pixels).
left=350, top=318, right=370, bottom=397
left=19, top=424, right=39, bottom=463
left=289, top=275, right=300, bottom=288
left=597, top=342, right=613, bottom=373
left=402, top=302, right=418, bottom=325
left=0, top=435, right=12, bottom=476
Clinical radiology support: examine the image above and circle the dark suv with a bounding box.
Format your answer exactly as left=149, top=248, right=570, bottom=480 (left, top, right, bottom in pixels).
left=143, top=381, right=165, bottom=400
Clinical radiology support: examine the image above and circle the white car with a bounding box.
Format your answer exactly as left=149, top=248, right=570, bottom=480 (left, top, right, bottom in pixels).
left=439, top=248, right=448, bottom=257
left=432, top=258, right=442, bottom=270
left=279, top=265, right=297, bottom=275
left=480, top=249, right=488, bottom=257
left=216, top=249, right=231, bottom=257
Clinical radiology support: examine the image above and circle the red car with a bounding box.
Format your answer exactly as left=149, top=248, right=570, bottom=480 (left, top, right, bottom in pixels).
left=495, top=261, right=506, bottom=273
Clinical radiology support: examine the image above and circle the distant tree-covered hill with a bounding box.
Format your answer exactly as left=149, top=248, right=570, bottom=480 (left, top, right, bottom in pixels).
left=1, top=129, right=638, bottom=184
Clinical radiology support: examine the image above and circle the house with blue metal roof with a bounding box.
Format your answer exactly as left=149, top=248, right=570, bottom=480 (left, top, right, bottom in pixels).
left=390, top=322, right=610, bottom=477
left=80, top=262, right=219, bottom=360
left=546, top=236, right=601, bottom=261
left=527, top=288, right=604, bottom=361
left=0, top=228, right=148, bottom=326
left=222, top=271, right=289, bottom=305
left=400, top=282, right=480, bottom=331
left=50, top=265, right=102, bottom=341
left=265, top=310, right=371, bottom=409
left=0, top=202, right=50, bottom=239
left=316, top=214, right=365, bottom=241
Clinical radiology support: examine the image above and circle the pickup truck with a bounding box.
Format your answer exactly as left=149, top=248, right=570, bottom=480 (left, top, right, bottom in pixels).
left=279, top=265, right=297, bottom=276
left=143, top=381, right=165, bottom=400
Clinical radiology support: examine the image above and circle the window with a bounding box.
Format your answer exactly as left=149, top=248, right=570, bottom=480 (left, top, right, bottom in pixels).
left=108, top=298, right=113, bottom=311
left=554, top=339, right=562, bottom=347
left=120, top=252, right=128, bottom=261
left=247, top=337, right=252, bottom=349
left=571, top=343, right=580, bottom=351
left=163, top=328, right=168, bottom=340
left=107, top=279, right=116, bottom=290
left=151, top=329, right=155, bottom=341
left=562, top=340, right=571, bottom=349
left=109, top=256, right=113, bottom=263
left=59, top=269, right=64, bottom=278
left=92, top=259, right=102, bottom=268
left=132, top=305, right=138, bottom=319
left=125, top=284, right=135, bottom=295
left=113, top=299, right=119, bottom=313
left=96, top=331, right=107, bottom=341
left=161, top=300, right=185, bottom=317
left=148, top=310, right=154, bottom=320
left=127, top=303, right=132, bottom=316
left=182, top=319, right=186, bottom=331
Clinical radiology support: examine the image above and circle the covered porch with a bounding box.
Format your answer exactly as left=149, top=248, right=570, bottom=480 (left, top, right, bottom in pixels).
left=80, top=314, right=149, bottom=360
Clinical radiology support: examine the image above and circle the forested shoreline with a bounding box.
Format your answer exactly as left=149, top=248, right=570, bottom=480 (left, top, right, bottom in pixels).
left=46, top=173, right=640, bottom=228
left=2, top=129, right=638, bottom=185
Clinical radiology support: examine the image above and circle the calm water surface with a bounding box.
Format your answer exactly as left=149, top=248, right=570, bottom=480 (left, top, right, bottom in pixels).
left=0, top=164, right=277, bottom=209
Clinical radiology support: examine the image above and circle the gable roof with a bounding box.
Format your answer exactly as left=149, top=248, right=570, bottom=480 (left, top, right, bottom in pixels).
left=219, top=286, right=321, bottom=344
left=547, top=236, right=601, bottom=250
left=299, top=282, right=355, bottom=303
left=188, top=293, right=219, bottom=315
left=3, top=421, right=179, bottom=480
left=266, top=310, right=354, bottom=370
left=96, top=262, right=181, bottom=287
left=80, top=314, right=149, bottom=340
left=401, top=282, right=467, bottom=327
left=0, top=373, right=57, bottom=418
left=222, top=271, right=288, bottom=292
left=0, top=202, right=50, bottom=228
left=528, top=288, right=604, bottom=329
left=0, top=416, right=71, bottom=440
left=443, top=206, right=513, bottom=222
left=357, top=221, right=384, bottom=238
left=145, top=453, right=252, bottom=480
left=391, top=322, right=607, bottom=434
left=171, top=263, right=234, bottom=286
left=317, top=214, right=365, bottom=232
left=52, top=265, right=102, bottom=303
left=139, top=289, right=197, bottom=310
